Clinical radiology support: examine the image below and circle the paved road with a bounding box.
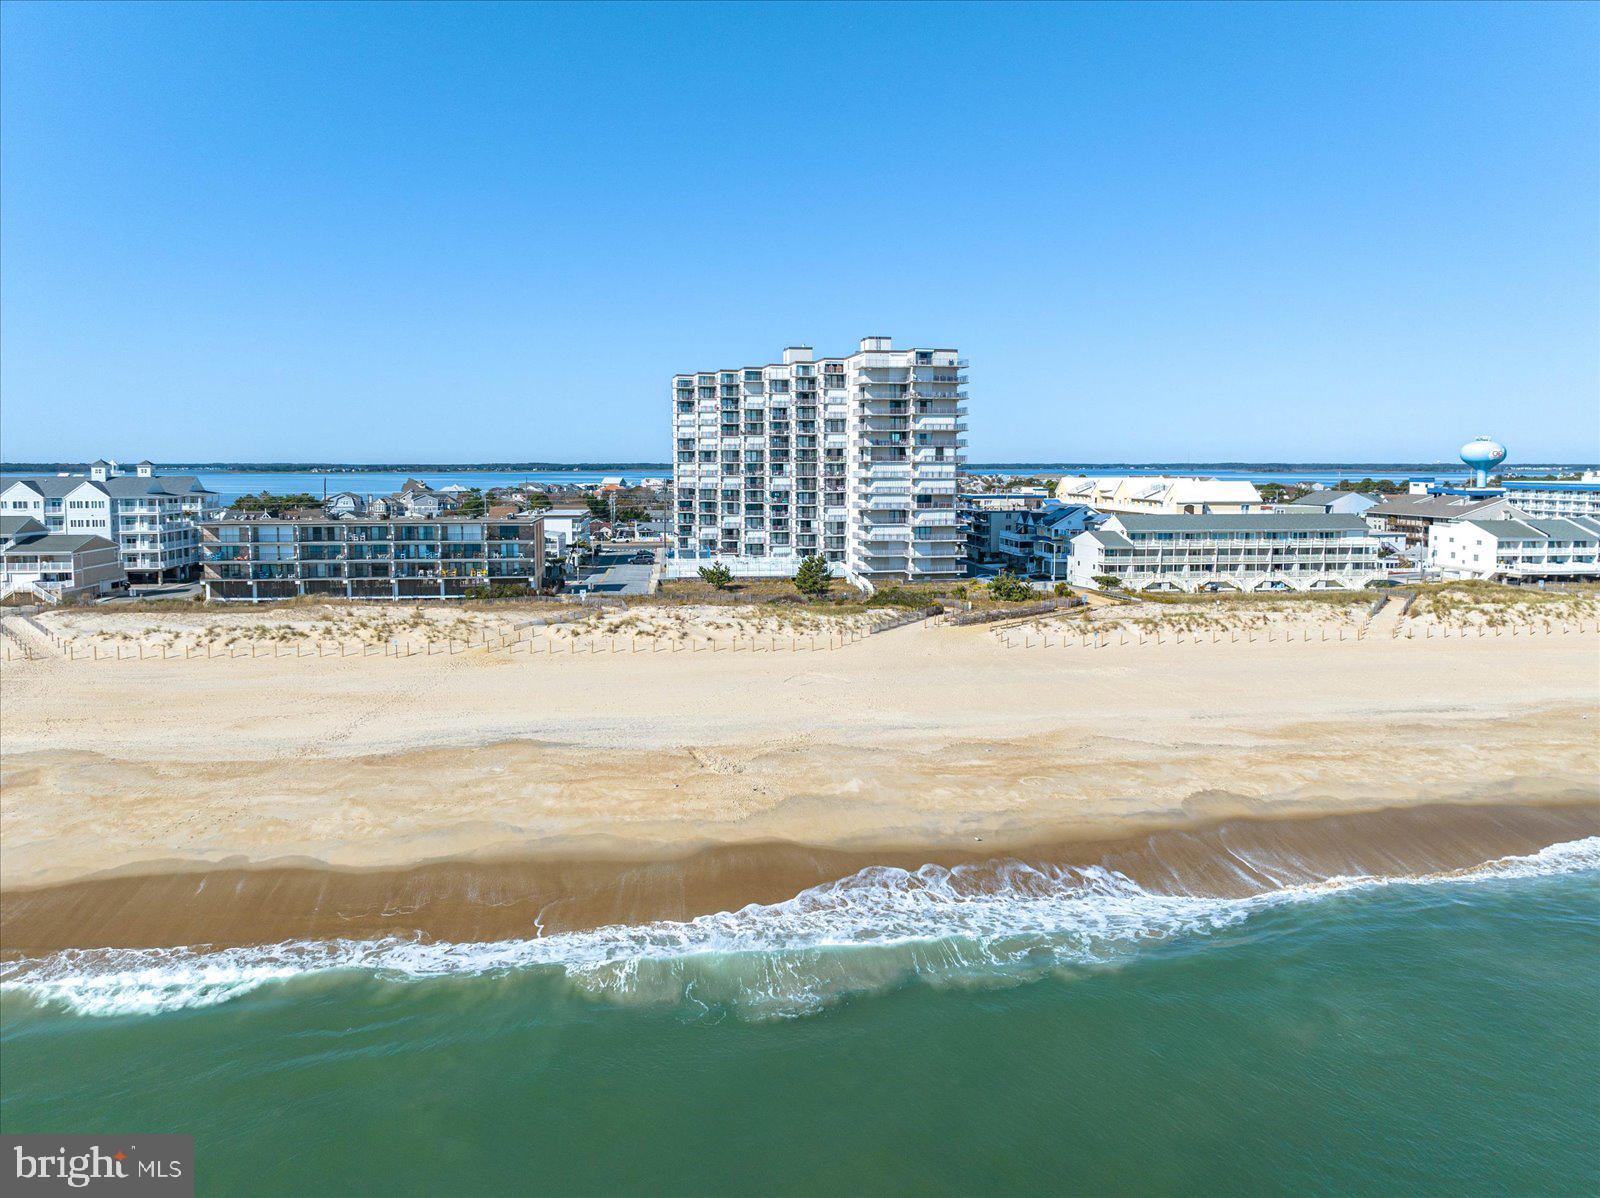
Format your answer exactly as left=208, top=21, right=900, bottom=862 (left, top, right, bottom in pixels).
left=575, top=544, right=661, bottom=596
left=98, top=582, right=204, bottom=604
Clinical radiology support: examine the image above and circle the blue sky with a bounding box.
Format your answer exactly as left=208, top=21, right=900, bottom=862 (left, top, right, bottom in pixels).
left=2, top=1, right=1595, bottom=464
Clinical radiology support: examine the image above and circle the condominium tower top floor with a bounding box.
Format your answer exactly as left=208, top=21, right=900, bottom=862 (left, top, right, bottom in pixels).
left=671, top=336, right=968, bottom=582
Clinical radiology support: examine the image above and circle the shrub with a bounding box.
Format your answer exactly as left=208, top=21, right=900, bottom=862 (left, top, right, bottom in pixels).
left=464, top=583, right=531, bottom=600
left=987, top=571, right=1035, bottom=602
left=1052, top=582, right=1074, bottom=598
left=1092, top=575, right=1123, bottom=591
left=793, top=554, right=832, bottom=600
left=698, top=563, right=733, bottom=590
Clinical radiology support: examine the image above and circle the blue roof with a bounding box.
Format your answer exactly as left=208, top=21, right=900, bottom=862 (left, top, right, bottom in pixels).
left=1503, top=480, right=1600, bottom=493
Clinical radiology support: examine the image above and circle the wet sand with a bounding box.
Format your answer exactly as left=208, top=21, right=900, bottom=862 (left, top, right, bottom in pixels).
left=3, top=801, right=1595, bottom=956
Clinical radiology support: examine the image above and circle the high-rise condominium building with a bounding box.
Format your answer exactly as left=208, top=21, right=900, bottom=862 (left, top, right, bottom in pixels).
left=671, top=337, right=968, bottom=581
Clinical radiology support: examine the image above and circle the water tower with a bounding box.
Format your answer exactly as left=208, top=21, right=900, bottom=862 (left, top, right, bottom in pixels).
left=1459, top=436, right=1507, bottom=488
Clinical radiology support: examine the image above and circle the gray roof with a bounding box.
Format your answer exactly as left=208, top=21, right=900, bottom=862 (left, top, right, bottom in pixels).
left=3, top=532, right=117, bottom=554
left=2, top=472, right=214, bottom=499
left=1113, top=513, right=1371, bottom=533
left=1287, top=489, right=1375, bottom=508
left=102, top=474, right=214, bottom=498
left=1368, top=495, right=1506, bottom=520
left=3, top=476, right=87, bottom=498
left=1287, top=489, right=1337, bottom=506
left=1080, top=528, right=1134, bottom=549
left=1465, top=516, right=1600, bottom=541
left=0, top=514, right=46, bottom=538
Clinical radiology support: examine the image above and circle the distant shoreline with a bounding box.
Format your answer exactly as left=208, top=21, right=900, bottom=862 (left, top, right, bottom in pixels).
left=3, top=460, right=1594, bottom=474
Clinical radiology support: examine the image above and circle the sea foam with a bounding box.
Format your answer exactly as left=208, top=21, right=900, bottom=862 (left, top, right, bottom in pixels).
left=4, top=837, right=1596, bottom=1020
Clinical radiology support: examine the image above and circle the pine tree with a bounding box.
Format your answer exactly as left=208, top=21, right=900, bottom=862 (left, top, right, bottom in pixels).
left=794, top=554, right=832, bottom=599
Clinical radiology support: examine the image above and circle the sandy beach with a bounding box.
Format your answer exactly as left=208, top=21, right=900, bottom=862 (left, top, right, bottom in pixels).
left=2, top=615, right=1596, bottom=952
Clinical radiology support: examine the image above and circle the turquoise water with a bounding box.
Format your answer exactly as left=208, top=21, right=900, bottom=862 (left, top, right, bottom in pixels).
left=3, top=856, right=1596, bottom=1195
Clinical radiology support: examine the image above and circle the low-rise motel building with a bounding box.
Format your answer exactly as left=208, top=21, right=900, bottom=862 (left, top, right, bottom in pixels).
left=1497, top=479, right=1600, bottom=520
left=1427, top=514, right=1600, bottom=582
left=1, top=514, right=127, bottom=602
left=1067, top=512, right=1384, bottom=593
left=200, top=511, right=548, bottom=601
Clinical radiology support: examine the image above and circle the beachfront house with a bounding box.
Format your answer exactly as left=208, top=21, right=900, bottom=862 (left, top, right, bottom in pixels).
left=1068, top=512, right=1385, bottom=593
left=1, top=514, right=127, bottom=602
left=1027, top=504, right=1098, bottom=580
left=960, top=493, right=1053, bottom=569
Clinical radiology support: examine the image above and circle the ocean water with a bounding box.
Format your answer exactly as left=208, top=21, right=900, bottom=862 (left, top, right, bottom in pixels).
left=2, top=844, right=1596, bottom=1196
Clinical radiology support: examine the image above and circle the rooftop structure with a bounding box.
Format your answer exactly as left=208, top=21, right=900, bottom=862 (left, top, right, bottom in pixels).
left=1056, top=475, right=1263, bottom=515
left=1460, top=436, right=1508, bottom=488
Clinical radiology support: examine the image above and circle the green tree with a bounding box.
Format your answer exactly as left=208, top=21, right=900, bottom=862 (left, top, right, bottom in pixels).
left=698, top=563, right=733, bottom=590
left=456, top=487, right=487, bottom=517
left=987, top=571, right=1034, bottom=602
left=585, top=495, right=610, bottom=517
left=794, top=553, right=832, bottom=599
left=229, top=491, right=320, bottom=516
left=1092, top=574, right=1123, bottom=591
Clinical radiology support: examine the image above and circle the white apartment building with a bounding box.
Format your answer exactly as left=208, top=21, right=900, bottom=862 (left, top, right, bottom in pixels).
left=1056, top=475, right=1263, bottom=515
left=670, top=337, right=967, bottom=581
left=1068, top=513, right=1384, bottom=593
left=0, top=459, right=218, bottom=583
left=1498, top=481, right=1600, bottom=519
left=1428, top=515, right=1600, bottom=582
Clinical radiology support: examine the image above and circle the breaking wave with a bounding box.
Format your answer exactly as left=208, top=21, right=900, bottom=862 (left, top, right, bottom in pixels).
left=4, top=837, right=1596, bottom=1020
